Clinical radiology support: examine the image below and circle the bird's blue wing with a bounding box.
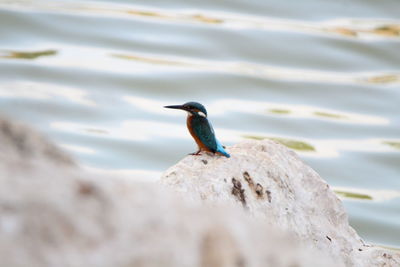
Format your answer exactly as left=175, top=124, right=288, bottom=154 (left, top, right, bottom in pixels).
left=191, top=116, right=218, bottom=152
left=192, top=116, right=230, bottom=158
left=216, top=139, right=230, bottom=158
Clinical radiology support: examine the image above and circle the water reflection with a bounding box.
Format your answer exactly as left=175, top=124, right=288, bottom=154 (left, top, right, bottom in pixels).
left=383, top=141, right=400, bottom=150
left=51, top=119, right=398, bottom=158
left=208, top=99, right=388, bottom=125
left=124, top=97, right=388, bottom=125
left=363, top=74, right=400, bottom=84
left=370, top=25, right=400, bottom=36
left=3, top=0, right=400, bottom=40
left=60, top=144, right=96, bottom=154
left=325, top=22, right=400, bottom=39
left=334, top=186, right=400, bottom=201
left=313, top=111, right=346, bottom=119
left=0, top=82, right=95, bottom=106
left=0, top=49, right=57, bottom=60
left=334, top=190, right=373, bottom=200
left=112, top=53, right=186, bottom=67
left=2, top=45, right=398, bottom=86
left=114, top=51, right=400, bottom=86
left=243, top=135, right=400, bottom=157
left=243, top=135, right=315, bottom=152
left=268, top=109, right=291, bottom=115
left=50, top=120, right=189, bottom=141
left=123, top=96, right=170, bottom=116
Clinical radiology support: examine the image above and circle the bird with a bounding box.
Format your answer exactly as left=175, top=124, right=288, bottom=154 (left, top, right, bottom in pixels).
left=164, top=102, right=230, bottom=158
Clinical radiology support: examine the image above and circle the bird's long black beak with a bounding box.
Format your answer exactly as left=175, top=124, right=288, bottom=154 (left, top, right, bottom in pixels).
left=164, top=104, right=186, bottom=110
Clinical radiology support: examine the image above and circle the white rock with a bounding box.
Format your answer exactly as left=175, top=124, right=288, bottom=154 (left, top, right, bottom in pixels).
left=161, top=140, right=400, bottom=267
left=0, top=117, right=332, bottom=267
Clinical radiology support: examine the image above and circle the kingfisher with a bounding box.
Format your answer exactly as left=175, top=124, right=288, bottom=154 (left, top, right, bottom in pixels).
left=164, top=102, right=230, bottom=158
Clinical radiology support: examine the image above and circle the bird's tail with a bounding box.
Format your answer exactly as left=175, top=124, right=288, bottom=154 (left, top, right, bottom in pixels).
left=216, top=140, right=230, bottom=158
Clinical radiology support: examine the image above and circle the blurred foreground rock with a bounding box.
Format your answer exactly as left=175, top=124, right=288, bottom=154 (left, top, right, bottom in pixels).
left=0, top=117, right=333, bottom=267
left=0, top=118, right=75, bottom=167
left=161, top=140, right=400, bottom=267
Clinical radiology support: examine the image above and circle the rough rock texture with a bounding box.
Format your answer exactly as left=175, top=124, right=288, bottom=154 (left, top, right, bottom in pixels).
left=161, top=140, right=400, bottom=267
left=0, top=117, right=333, bottom=267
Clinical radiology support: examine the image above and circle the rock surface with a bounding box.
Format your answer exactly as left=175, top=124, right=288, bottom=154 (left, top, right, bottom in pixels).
left=161, top=140, right=400, bottom=267
left=0, top=118, right=75, bottom=167
left=0, top=117, right=333, bottom=267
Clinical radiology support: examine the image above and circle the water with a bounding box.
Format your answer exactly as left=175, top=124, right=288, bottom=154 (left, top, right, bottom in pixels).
left=0, top=0, right=399, bottom=249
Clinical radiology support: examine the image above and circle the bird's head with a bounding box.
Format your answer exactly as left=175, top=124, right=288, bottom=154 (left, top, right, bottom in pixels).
left=164, top=101, right=207, bottom=117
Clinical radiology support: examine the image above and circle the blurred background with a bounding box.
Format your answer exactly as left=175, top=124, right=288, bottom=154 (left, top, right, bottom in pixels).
left=0, top=0, right=399, bottom=249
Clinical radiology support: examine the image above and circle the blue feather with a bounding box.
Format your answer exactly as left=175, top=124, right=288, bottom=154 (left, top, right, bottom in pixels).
left=191, top=116, right=230, bottom=158
left=216, top=139, right=230, bottom=158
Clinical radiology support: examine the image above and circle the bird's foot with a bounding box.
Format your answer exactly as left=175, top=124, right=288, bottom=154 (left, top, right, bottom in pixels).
left=189, top=150, right=201, bottom=156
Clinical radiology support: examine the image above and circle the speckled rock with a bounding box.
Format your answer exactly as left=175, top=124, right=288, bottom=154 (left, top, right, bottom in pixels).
left=0, top=117, right=332, bottom=267
left=160, top=140, right=400, bottom=267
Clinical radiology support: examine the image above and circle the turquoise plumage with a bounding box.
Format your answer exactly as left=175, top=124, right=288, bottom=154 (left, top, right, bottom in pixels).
left=216, top=139, right=230, bottom=158
left=190, top=115, right=230, bottom=157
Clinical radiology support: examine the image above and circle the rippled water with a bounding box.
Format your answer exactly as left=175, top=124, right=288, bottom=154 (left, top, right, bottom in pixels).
left=0, top=0, right=399, bottom=249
